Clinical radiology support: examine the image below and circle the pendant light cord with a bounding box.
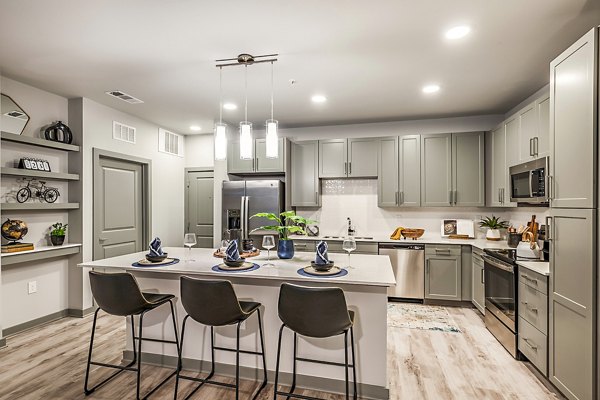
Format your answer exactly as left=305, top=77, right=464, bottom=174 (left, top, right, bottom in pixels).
left=244, top=64, right=248, bottom=122
left=219, top=66, right=223, bottom=124
left=270, top=61, right=274, bottom=120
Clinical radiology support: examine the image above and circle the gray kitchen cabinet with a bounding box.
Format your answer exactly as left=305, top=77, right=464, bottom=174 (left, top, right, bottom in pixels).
left=227, top=138, right=255, bottom=174
left=489, top=124, right=506, bottom=207
left=452, top=132, right=485, bottom=206
left=471, top=248, right=485, bottom=314
left=377, top=136, right=398, bottom=207
left=255, top=138, right=285, bottom=173
left=550, top=28, right=597, bottom=209
left=460, top=245, right=472, bottom=301
left=517, top=101, right=538, bottom=163
left=348, top=137, right=378, bottom=177
left=377, top=135, right=421, bottom=207
left=425, top=245, right=462, bottom=301
left=548, top=208, right=596, bottom=400
left=319, top=139, right=347, bottom=178
left=421, top=134, right=452, bottom=207
left=535, top=94, right=550, bottom=159
left=291, top=141, right=320, bottom=207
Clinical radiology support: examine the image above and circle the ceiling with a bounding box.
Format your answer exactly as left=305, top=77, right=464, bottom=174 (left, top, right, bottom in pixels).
left=0, top=1, right=598, bottom=134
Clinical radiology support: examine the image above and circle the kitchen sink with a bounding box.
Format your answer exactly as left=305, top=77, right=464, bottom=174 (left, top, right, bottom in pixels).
left=322, top=235, right=374, bottom=240
left=323, top=235, right=343, bottom=239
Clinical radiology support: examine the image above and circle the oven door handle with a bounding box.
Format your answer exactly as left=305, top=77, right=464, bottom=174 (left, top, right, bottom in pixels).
left=482, top=255, right=514, bottom=273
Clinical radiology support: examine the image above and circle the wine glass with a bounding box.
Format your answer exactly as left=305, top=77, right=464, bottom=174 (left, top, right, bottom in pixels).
left=183, top=233, right=197, bottom=261
left=262, top=235, right=275, bottom=265
left=342, top=237, right=357, bottom=269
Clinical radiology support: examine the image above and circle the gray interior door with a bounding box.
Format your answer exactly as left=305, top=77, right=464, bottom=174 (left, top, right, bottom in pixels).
left=94, top=157, right=144, bottom=259
left=186, top=170, right=214, bottom=248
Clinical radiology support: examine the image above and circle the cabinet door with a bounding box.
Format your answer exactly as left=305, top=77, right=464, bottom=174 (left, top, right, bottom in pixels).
left=377, top=137, right=399, bottom=207
left=421, top=134, right=452, bottom=207
left=548, top=208, right=596, bottom=400
left=535, top=94, right=550, bottom=158
left=348, top=138, right=378, bottom=177
left=517, top=102, right=537, bottom=162
left=227, top=139, right=255, bottom=173
left=425, top=255, right=462, bottom=301
left=291, top=141, right=320, bottom=207
left=319, top=139, right=347, bottom=178
left=452, top=132, right=484, bottom=206
left=504, top=116, right=519, bottom=206
left=550, top=28, right=597, bottom=209
left=489, top=125, right=505, bottom=207
left=255, top=138, right=285, bottom=173
left=399, top=135, right=421, bottom=207
left=472, top=254, right=485, bottom=314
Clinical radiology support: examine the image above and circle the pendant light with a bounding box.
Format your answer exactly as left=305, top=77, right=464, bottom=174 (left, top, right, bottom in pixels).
left=239, top=64, right=253, bottom=160
left=214, top=66, right=227, bottom=161
left=265, top=61, right=279, bottom=159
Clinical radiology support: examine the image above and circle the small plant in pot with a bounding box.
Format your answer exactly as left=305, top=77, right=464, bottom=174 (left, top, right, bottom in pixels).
left=250, top=211, right=316, bottom=259
left=479, top=216, right=509, bottom=241
left=49, top=222, right=67, bottom=246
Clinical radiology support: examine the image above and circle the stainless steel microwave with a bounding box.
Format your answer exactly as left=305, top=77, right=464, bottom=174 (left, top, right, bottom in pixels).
left=509, top=157, right=549, bottom=204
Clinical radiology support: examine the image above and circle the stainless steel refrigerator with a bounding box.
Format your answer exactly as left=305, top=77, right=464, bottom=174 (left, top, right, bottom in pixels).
left=222, top=180, right=285, bottom=244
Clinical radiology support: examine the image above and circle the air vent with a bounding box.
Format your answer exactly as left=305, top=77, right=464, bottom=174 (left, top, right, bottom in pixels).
left=113, top=121, right=136, bottom=144
left=105, top=90, right=144, bottom=104
left=158, top=128, right=184, bottom=157
left=4, top=110, right=27, bottom=120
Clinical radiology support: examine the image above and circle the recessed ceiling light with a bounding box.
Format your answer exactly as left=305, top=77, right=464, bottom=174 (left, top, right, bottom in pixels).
left=445, top=25, right=471, bottom=40
left=190, top=125, right=202, bottom=131
left=422, top=84, right=441, bottom=94
left=311, top=95, right=327, bottom=103
left=223, top=102, right=237, bottom=110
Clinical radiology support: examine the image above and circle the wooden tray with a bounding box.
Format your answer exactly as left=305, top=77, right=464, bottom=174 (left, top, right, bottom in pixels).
left=136, top=258, right=177, bottom=266
left=213, top=249, right=260, bottom=258
left=216, top=262, right=256, bottom=271
left=303, top=265, right=343, bottom=276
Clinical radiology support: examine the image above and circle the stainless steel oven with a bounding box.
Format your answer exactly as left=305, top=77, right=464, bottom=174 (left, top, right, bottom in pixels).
left=483, top=250, right=518, bottom=357
left=509, top=157, right=548, bottom=204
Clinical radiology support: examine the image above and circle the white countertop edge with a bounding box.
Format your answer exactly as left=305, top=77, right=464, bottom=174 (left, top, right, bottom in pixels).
left=516, top=261, right=550, bottom=276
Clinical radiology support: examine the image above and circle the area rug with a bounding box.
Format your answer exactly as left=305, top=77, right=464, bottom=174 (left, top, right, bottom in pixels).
left=387, top=303, right=461, bottom=333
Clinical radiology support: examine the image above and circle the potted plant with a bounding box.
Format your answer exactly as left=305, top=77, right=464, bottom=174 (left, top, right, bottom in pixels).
left=250, top=211, right=316, bottom=259
left=479, top=216, right=509, bottom=241
left=49, top=222, right=68, bottom=246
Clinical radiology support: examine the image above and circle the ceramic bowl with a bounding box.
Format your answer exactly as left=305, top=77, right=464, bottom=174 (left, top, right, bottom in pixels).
left=146, top=253, right=168, bottom=263
left=224, top=258, right=246, bottom=267
left=311, top=261, right=334, bottom=272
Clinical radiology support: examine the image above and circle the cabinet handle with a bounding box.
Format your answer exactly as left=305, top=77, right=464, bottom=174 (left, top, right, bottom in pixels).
left=344, top=162, right=347, bottom=175
left=534, top=137, right=539, bottom=156
left=349, top=162, right=352, bottom=175
left=426, top=259, right=429, bottom=273
left=454, top=190, right=458, bottom=205
left=315, top=191, right=318, bottom=203
left=545, top=216, right=553, bottom=241
left=400, top=191, right=404, bottom=205
left=498, top=188, right=501, bottom=204
left=529, top=138, right=534, bottom=156
left=449, top=191, right=453, bottom=205
left=435, top=249, right=451, bottom=254
left=255, top=158, right=259, bottom=171
left=481, top=268, right=485, bottom=284
left=501, top=188, right=505, bottom=204
left=395, top=191, right=399, bottom=205
left=522, top=338, right=538, bottom=351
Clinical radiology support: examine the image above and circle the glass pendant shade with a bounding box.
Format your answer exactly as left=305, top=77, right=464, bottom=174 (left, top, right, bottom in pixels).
left=265, top=119, right=279, bottom=159
left=239, top=121, right=253, bottom=160
left=214, top=122, right=227, bottom=161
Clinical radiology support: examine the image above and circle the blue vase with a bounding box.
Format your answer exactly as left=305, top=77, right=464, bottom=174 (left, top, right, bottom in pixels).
left=277, top=239, right=295, bottom=259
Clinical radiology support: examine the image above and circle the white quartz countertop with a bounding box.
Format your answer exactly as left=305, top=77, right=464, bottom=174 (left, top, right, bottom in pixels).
left=78, top=247, right=396, bottom=287
left=290, top=234, right=513, bottom=251
left=517, top=260, right=550, bottom=276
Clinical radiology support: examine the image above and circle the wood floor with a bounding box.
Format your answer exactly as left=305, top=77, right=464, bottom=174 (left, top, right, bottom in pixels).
left=0, top=306, right=562, bottom=400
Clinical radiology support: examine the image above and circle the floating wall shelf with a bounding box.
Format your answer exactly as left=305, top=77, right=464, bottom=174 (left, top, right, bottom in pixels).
left=0, top=244, right=82, bottom=266
left=1, top=131, right=80, bottom=152
left=1, top=167, right=80, bottom=181
left=1, top=203, right=80, bottom=211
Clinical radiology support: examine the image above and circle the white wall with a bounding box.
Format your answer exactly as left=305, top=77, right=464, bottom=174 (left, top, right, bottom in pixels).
left=184, top=134, right=214, bottom=168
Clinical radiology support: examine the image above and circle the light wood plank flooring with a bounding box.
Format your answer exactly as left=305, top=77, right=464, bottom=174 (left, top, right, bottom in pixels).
left=0, top=306, right=562, bottom=399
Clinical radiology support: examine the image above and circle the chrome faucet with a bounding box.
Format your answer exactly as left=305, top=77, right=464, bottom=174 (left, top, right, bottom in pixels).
left=347, top=217, right=356, bottom=237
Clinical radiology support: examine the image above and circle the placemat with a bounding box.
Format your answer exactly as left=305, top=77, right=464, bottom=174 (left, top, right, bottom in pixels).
left=212, top=263, right=260, bottom=273
left=132, top=258, right=180, bottom=268
left=297, top=266, right=348, bottom=278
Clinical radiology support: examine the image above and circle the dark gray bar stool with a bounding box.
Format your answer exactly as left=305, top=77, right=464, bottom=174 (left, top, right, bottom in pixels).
left=84, top=271, right=180, bottom=400
left=174, top=277, right=267, bottom=400
left=274, top=283, right=357, bottom=400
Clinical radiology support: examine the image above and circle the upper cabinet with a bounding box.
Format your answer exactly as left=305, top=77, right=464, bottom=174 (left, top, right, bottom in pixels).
left=319, top=138, right=378, bottom=178
left=291, top=141, right=320, bottom=207
left=421, top=132, right=484, bottom=207
left=377, top=135, right=421, bottom=207
left=516, top=93, right=551, bottom=164
left=550, top=27, right=597, bottom=209
left=227, top=137, right=285, bottom=174
left=377, top=136, right=399, bottom=207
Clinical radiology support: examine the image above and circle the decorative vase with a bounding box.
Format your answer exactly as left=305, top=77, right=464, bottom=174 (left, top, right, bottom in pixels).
left=486, top=229, right=501, bottom=241
left=50, top=235, right=65, bottom=246
left=277, top=239, right=294, bottom=259
left=44, top=121, right=73, bottom=144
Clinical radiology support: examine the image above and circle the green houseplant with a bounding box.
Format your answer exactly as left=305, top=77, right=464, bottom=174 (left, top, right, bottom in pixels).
left=479, top=215, right=509, bottom=241
left=250, top=211, right=316, bottom=259
left=49, top=222, right=68, bottom=246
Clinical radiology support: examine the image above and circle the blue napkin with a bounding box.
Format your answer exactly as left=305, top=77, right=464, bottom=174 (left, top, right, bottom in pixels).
left=315, top=241, right=330, bottom=265
left=225, top=240, right=242, bottom=261
left=149, top=237, right=164, bottom=256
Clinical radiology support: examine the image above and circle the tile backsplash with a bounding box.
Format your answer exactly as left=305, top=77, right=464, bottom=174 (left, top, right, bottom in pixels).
left=296, top=179, right=548, bottom=238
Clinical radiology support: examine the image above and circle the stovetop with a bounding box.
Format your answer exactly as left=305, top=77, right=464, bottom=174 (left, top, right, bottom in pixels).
left=484, top=248, right=520, bottom=265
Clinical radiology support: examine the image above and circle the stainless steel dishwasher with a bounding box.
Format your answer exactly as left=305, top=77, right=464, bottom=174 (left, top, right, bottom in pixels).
left=379, top=244, right=425, bottom=300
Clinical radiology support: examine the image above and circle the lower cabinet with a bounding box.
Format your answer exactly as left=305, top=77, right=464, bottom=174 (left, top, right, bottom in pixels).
left=471, top=249, right=485, bottom=314
left=425, top=245, right=462, bottom=301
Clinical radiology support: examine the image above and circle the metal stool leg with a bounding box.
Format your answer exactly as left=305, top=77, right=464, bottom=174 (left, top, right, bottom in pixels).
left=136, top=311, right=146, bottom=400
left=287, top=332, right=297, bottom=400
left=273, top=324, right=285, bottom=399
left=350, top=327, right=357, bottom=400
left=236, top=321, right=242, bottom=400
left=84, top=308, right=100, bottom=395
left=252, top=308, right=268, bottom=400
left=344, top=330, right=349, bottom=400
left=174, top=315, right=190, bottom=400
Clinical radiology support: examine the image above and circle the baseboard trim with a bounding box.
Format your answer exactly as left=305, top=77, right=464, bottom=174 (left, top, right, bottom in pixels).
left=2, top=310, right=69, bottom=337
left=123, top=350, right=389, bottom=400
left=67, top=306, right=96, bottom=318
left=0, top=337, right=6, bottom=349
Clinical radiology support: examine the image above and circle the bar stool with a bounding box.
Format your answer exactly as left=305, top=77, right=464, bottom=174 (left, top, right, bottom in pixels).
left=84, top=271, right=180, bottom=400
left=274, top=283, right=358, bottom=400
left=174, top=277, right=267, bottom=400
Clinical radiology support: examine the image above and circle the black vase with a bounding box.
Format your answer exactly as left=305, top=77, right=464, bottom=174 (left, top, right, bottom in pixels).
left=44, top=121, right=73, bottom=144
left=50, top=235, right=65, bottom=246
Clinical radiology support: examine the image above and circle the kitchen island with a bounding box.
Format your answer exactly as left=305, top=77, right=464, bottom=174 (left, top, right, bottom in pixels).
left=79, top=247, right=395, bottom=400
